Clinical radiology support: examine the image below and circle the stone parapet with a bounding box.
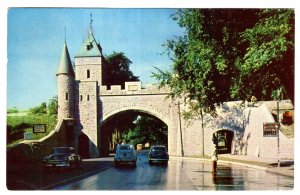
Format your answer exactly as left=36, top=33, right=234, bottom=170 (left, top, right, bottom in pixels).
left=99, top=81, right=169, bottom=95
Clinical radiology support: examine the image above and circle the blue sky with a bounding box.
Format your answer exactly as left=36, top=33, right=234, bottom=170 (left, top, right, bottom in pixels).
left=7, top=8, right=185, bottom=109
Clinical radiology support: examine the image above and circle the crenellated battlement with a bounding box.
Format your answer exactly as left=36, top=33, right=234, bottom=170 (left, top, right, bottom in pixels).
left=99, top=81, right=169, bottom=95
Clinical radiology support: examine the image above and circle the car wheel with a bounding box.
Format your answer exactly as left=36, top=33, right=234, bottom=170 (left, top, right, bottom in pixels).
left=149, top=160, right=152, bottom=165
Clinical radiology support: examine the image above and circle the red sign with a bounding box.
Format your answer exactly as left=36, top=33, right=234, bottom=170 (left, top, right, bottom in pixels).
left=263, top=122, right=279, bottom=137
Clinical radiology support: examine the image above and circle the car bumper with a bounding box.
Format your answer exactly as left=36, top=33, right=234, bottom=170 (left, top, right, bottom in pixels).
left=43, top=161, right=70, bottom=167
left=149, top=158, right=168, bottom=161
left=114, top=159, right=136, bottom=164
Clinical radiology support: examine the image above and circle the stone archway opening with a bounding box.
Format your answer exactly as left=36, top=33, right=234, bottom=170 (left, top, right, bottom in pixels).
left=215, top=129, right=234, bottom=154
left=99, top=110, right=168, bottom=157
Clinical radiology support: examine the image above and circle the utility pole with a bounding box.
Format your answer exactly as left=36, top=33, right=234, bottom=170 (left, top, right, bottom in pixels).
left=178, top=102, right=184, bottom=157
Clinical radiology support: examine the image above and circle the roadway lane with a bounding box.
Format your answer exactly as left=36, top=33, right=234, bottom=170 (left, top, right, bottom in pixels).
left=53, top=152, right=293, bottom=190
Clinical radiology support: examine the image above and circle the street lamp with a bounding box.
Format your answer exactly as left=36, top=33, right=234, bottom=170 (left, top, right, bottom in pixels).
left=275, top=87, right=282, bottom=168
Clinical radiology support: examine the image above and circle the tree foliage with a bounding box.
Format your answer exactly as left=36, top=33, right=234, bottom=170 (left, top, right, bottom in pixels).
left=105, top=52, right=139, bottom=89
left=153, top=9, right=294, bottom=119
left=47, top=96, right=58, bottom=115
left=28, top=102, right=47, bottom=115
left=233, top=9, right=294, bottom=103
left=122, top=116, right=168, bottom=146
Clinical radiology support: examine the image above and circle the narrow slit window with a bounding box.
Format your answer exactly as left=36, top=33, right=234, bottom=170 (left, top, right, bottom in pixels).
left=65, top=93, right=68, bottom=101
left=80, top=95, right=83, bottom=101
left=87, top=95, right=90, bottom=101
left=87, top=69, right=90, bottom=79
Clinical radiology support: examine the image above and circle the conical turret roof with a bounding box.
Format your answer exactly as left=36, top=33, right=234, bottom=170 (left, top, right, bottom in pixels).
left=57, top=42, right=74, bottom=76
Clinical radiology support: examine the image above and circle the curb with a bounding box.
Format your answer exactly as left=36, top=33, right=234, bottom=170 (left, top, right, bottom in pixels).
left=170, top=156, right=294, bottom=178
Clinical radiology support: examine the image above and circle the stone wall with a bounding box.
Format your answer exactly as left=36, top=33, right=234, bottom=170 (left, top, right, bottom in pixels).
left=75, top=57, right=103, bottom=86
left=57, top=74, right=74, bottom=119
left=241, top=102, right=294, bottom=159
left=74, top=80, right=99, bottom=158
left=99, top=93, right=181, bottom=156
left=8, top=119, right=71, bottom=162
left=180, top=102, right=245, bottom=157
left=99, top=82, right=169, bottom=95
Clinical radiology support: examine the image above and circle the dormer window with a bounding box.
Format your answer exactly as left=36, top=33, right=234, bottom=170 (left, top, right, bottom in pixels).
left=87, top=43, right=93, bottom=50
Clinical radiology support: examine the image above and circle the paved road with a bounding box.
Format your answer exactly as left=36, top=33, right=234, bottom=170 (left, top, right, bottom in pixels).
left=53, top=152, right=293, bottom=190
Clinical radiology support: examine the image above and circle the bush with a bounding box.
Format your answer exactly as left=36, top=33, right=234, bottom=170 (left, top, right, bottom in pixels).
left=7, top=108, right=18, bottom=114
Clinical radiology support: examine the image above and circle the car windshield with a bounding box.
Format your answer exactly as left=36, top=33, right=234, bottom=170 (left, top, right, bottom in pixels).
left=151, top=147, right=166, bottom=152
left=119, top=145, right=131, bottom=150
left=51, top=148, right=72, bottom=154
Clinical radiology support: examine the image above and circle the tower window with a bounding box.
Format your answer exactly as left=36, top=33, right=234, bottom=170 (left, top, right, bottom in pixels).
left=80, top=95, right=83, bottom=101
left=87, top=69, right=90, bottom=79
left=87, top=95, right=90, bottom=101
left=65, top=93, right=68, bottom=101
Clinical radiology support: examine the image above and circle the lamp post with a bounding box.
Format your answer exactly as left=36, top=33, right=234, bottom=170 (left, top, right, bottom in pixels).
left=275, top=87, right=282, bottom=168
left=276, top=101, right=281, bottom=168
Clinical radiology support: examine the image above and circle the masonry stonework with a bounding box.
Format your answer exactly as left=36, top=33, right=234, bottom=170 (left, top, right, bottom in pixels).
left=57, top=74, right=74, bottom=119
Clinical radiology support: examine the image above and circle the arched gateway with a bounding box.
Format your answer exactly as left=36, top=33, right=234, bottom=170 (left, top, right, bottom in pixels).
left=56, top=22, right=183, bottom=158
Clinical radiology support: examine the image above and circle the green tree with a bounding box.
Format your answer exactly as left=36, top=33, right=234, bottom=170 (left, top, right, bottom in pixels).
left=47, top=96, right=58, bottom=115
left=122, top=116, right=167, bottom=146
left=233, top=9, right=294, bottom=103
left=153, top=9, right=294, bottom=155
left=153, top=8, right=294, bottom=114
left=29, top=102, right=47, bottom=114
left=106, top=52, right=139, bottom=89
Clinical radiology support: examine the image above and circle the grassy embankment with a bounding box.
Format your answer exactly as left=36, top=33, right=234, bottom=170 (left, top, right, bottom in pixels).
left=7, top=113, right=57, bottom=148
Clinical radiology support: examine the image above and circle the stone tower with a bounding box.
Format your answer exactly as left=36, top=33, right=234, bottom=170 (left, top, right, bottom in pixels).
left=56, top=42, right=75, bottom=120
left=73, top=17, right=106, bottom=158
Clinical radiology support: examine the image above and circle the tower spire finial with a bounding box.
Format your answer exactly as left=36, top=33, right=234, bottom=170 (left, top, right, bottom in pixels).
left=64, top=26, right=67, bottom=43
left=89, top=12, right=93, bottom=34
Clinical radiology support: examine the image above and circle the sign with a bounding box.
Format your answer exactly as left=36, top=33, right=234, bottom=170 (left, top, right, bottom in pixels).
left=33, top=124, right=46, bottom=133
left=263, top=122, right=279, bottom=137
left=24, top=132, right=33, bottom=140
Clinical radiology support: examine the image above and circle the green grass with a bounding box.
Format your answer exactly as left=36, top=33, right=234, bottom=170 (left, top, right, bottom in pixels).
left=7, top=114, right=57, bottom=147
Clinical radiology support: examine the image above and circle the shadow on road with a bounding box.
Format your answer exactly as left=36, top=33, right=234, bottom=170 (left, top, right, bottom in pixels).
left=7, top=158, right=114, bottom=190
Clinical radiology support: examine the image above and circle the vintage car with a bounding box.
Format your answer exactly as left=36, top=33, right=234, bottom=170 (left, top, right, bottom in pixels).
left=148, top=145, right=169, bottom=165
left=42, top=147, right=82, bottom=170
left=114, top=144, right=137, bottom=167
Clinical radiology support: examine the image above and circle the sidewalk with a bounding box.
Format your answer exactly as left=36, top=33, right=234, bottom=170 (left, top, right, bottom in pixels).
left=171, top=154, right=294, bottom=178
left=218, top=154, right=294, bottom=177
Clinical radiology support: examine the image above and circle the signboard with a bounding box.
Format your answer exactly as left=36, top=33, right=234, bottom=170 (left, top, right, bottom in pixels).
left=33, top=124, right=46, bottom=133
left=24, top=132, right=33, bottom=140
left=263, top=122, right=279, bottom=137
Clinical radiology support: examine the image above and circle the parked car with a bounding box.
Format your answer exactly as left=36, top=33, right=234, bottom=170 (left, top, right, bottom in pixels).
left=114, top=144, right=137, bottom=167
left=42, top=147, right=82, bottom=171
left=148, top=145, right=169, bottom=165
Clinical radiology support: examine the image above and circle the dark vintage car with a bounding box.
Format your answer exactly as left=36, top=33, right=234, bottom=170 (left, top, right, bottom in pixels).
left=42, top=147, right=82, bottom=171
left=148, top=145, right=169, bottom=165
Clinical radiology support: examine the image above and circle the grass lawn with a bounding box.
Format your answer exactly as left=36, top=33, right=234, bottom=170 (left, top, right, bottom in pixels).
left=7, top=114, right=57, bottom=148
